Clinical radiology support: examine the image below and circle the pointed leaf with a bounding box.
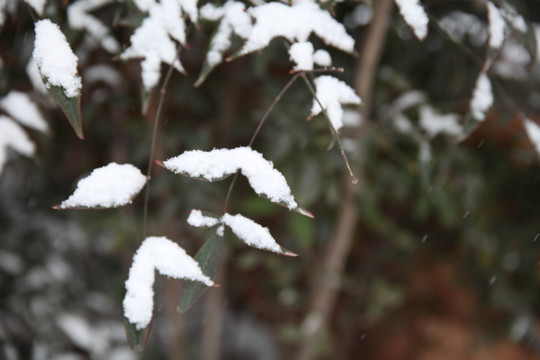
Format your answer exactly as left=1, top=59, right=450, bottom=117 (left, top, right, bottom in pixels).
left=222, top=213, right=297, bottom=256
left=162, top=147, right=299, bottom=210
left=48, top=84, right=83, bottom=139
left=125, top=319, right=151, bottom=351
left=55, top=163, right=147, bottom=209
left=179, top=232, right=224, bottom=312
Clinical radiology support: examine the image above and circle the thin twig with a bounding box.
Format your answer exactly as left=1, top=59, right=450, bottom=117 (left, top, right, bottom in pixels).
left=142, top=54, right=179, bottom=239
left=300, top=73, right=358, bottom=184
left=223, top=72, right=301, bottom=213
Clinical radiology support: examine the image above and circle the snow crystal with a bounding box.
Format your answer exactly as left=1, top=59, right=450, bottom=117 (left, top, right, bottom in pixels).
left=123, top=237, right=213, bottom=329
left=289, top=42, right=314, bottom=71
left=0, top=116, right=35, bottom=175
left=394, top=0, right=429, bottom=41
left=419, top=105, right=462, bottom=138
left=313, top=49, right=331, bottom=67
left=68, top=0, right=120, bottom=53
left=523, top=118, right=540, bottom=157
left=0, top=91, right=48, bottom=132
left=470, top=72, right=493, bottom=121
left=33, top=19, right=82, bottom=98
left=24, top=0, right=46, bottom=15
left=222, top=213, right=282, bottom=253
left=187, top=209, right=220, bottom=228
left=310, top=75, right=361, bottom=131
left=487, top=2, right=505, bottom=49
left=163, top=147, right=298, bottom=209
left=58, top=163, right=147, bottom=209
left=238, top=0, right=355, bottom=56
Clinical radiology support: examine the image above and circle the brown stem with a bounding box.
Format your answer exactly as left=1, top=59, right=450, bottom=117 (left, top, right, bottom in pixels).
left=142, top=55, right=178, bottom=239
left=296, top=0, right=394, bottom=359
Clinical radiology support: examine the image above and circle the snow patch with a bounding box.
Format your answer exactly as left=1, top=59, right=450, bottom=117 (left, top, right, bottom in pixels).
left=523, top=118, right=540, bottom=157
left=0, top=116, right=35, bottom=175
left=470, top=72, right=493, bottom=121
left=0, top=91, right=48, bottom=132
left=394, top=0, right=429, bottom=41
left=487, top=2, right=505, bottom=49
left=33, top=19, right=82, bottom=98
left=419, top=105, right=462, bottom=138
left=58, top=163, right=147, bottom=209
left=187, top=209, right=220, bottom=228
left=222, top=213, right=282, bottom=253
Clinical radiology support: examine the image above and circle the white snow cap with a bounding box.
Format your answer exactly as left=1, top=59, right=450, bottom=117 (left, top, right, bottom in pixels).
left=289, top=42, right=315, bottom=71
left=310, top=75, right=361, bottom=131
left=394, top=0, right=429, bottom=41
left=419, top=105, right=462, bottom=138
left=238, top=0, right=355, bottom=56
left=523, top=118, right=540, bottom=157
left=0, top=116, right=35, bottom=175
left=487, top=2, right=505, bottom=49
left=33, top=19, right=82, bottom=98
left=58, top=163, right=147, bottom=209
left=0, top=91, right=48, bottom=132
left=470, top=72, right=493, bottom=121
left=222, top=213, right=284, bottom=254
left=123, top=237, right=213, bottom=329
left=163, top=147, right=298, bottom=209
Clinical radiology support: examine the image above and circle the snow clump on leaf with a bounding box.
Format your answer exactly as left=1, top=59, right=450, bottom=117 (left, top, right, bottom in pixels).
left=0, top=116, right=35, bottom=176
left=33, top=19, right=82, bottom=98
left=394, top=0, right=429, bottom=41
left=470, top=72, right=493, bottom=121
left=123, top=237, right=213, bottom=330
left=0, top=91, right=48, bottom=133
left=57, top=163, right=147, bottom=209
left=310, top=75, right=361, bottom=131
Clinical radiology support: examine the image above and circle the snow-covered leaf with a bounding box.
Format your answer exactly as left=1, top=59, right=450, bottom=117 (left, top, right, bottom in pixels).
left=0, top=116, right=35, bottom=176
left=195, top=1, right=252, bottom=86
left=33, top=19, right=83, bottom=138
left=222, top=213, right=296, bottom=256
left=179, top=231, right=223, bottom=312
left=123, top=237, right=214, bottom=330
left=55, top=163, right=147, bottom=209
left=121, top=0, right=197, bottom=91
left=187, top=209, right=221, bottom=228
left=234, top=0, right=355, bottom=58
left=161, top=147, right=299, bottom=210
left=394, top=0, right=429, bottom=41
left=419, top=105, right=462, bottom=138
left=24, top=0, right=46, bottom=15
left=68, top=0, right=120, bottom=54
left=469, top=72, right=493, bottom=122
left=310, top=75, right=361, bottom=131
left=289, top=41, right=317, bottom=72
left=487, top=2, right=505, bottom=50
left=523, top=117, right=540, bottom=157
left=0, top=91, right=48, bottom=133
left=497, top=0, right=536, bottom=64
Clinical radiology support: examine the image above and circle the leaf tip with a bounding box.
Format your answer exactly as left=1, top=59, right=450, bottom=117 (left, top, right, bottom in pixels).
left=211, top=282, right=221, bottom=288
left=296, top=206, right=314, bottom=219
left=282, top=249, right=298, bottom=257
left=52, top=204, right=62, bottom=210
left=155, top=160, right=164, bottom=168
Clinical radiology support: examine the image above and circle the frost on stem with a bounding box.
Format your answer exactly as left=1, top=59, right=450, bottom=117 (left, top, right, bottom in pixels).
left=310, top=75, right=361, bottom=131
left=57, top=163, right=147, bottom=209
left=123, top=237, right=214, bottom=330
left=393, top=0, right=429, bottom=41
left=162, top=147, right=298, bottom=210
left=33, top=19, right=82, bottom=98
left=0, top=116, right=35, bottom=176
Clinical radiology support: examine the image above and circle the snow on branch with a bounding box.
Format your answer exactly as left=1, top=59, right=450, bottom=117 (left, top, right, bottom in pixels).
left=523, top=118, right=540, bottom=157
left=68, top=0, right=120, bottom=54
left=0, top=91, right=48, bottom=133
left=123, top=237, right=214, bottom=330
left=394, top=0, right=429, bottom=41
left=33, top=19, right=82, bottom=98
left=56, top=163, right=147, bottom=209
left=487, top=2, right=505, bottom=49
left=0, top=116, right=35, bottom=176
left=288, top=42, right=332, bottom=72
left=187, top=209, right=220, bottom=228
left=470, top=72, right=493, bottom=121
left=310, top=75, right=361, bottom=131
left=235, top=0, right=355, bottom=57
left=162, top=147, right=298, bottom=210
left=419, top=105, right=462, bottom=138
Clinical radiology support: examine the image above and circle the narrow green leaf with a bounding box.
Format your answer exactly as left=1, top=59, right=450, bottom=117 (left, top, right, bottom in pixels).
left=178, top=232, right=223, bottom=312
left=124, top=319, right=151, bottom=351
left=47, top=83, right=83, bottom=139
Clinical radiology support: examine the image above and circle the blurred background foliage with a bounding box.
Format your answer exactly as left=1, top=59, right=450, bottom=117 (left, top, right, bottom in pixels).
left=2, top=0, right=540, bottom=359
